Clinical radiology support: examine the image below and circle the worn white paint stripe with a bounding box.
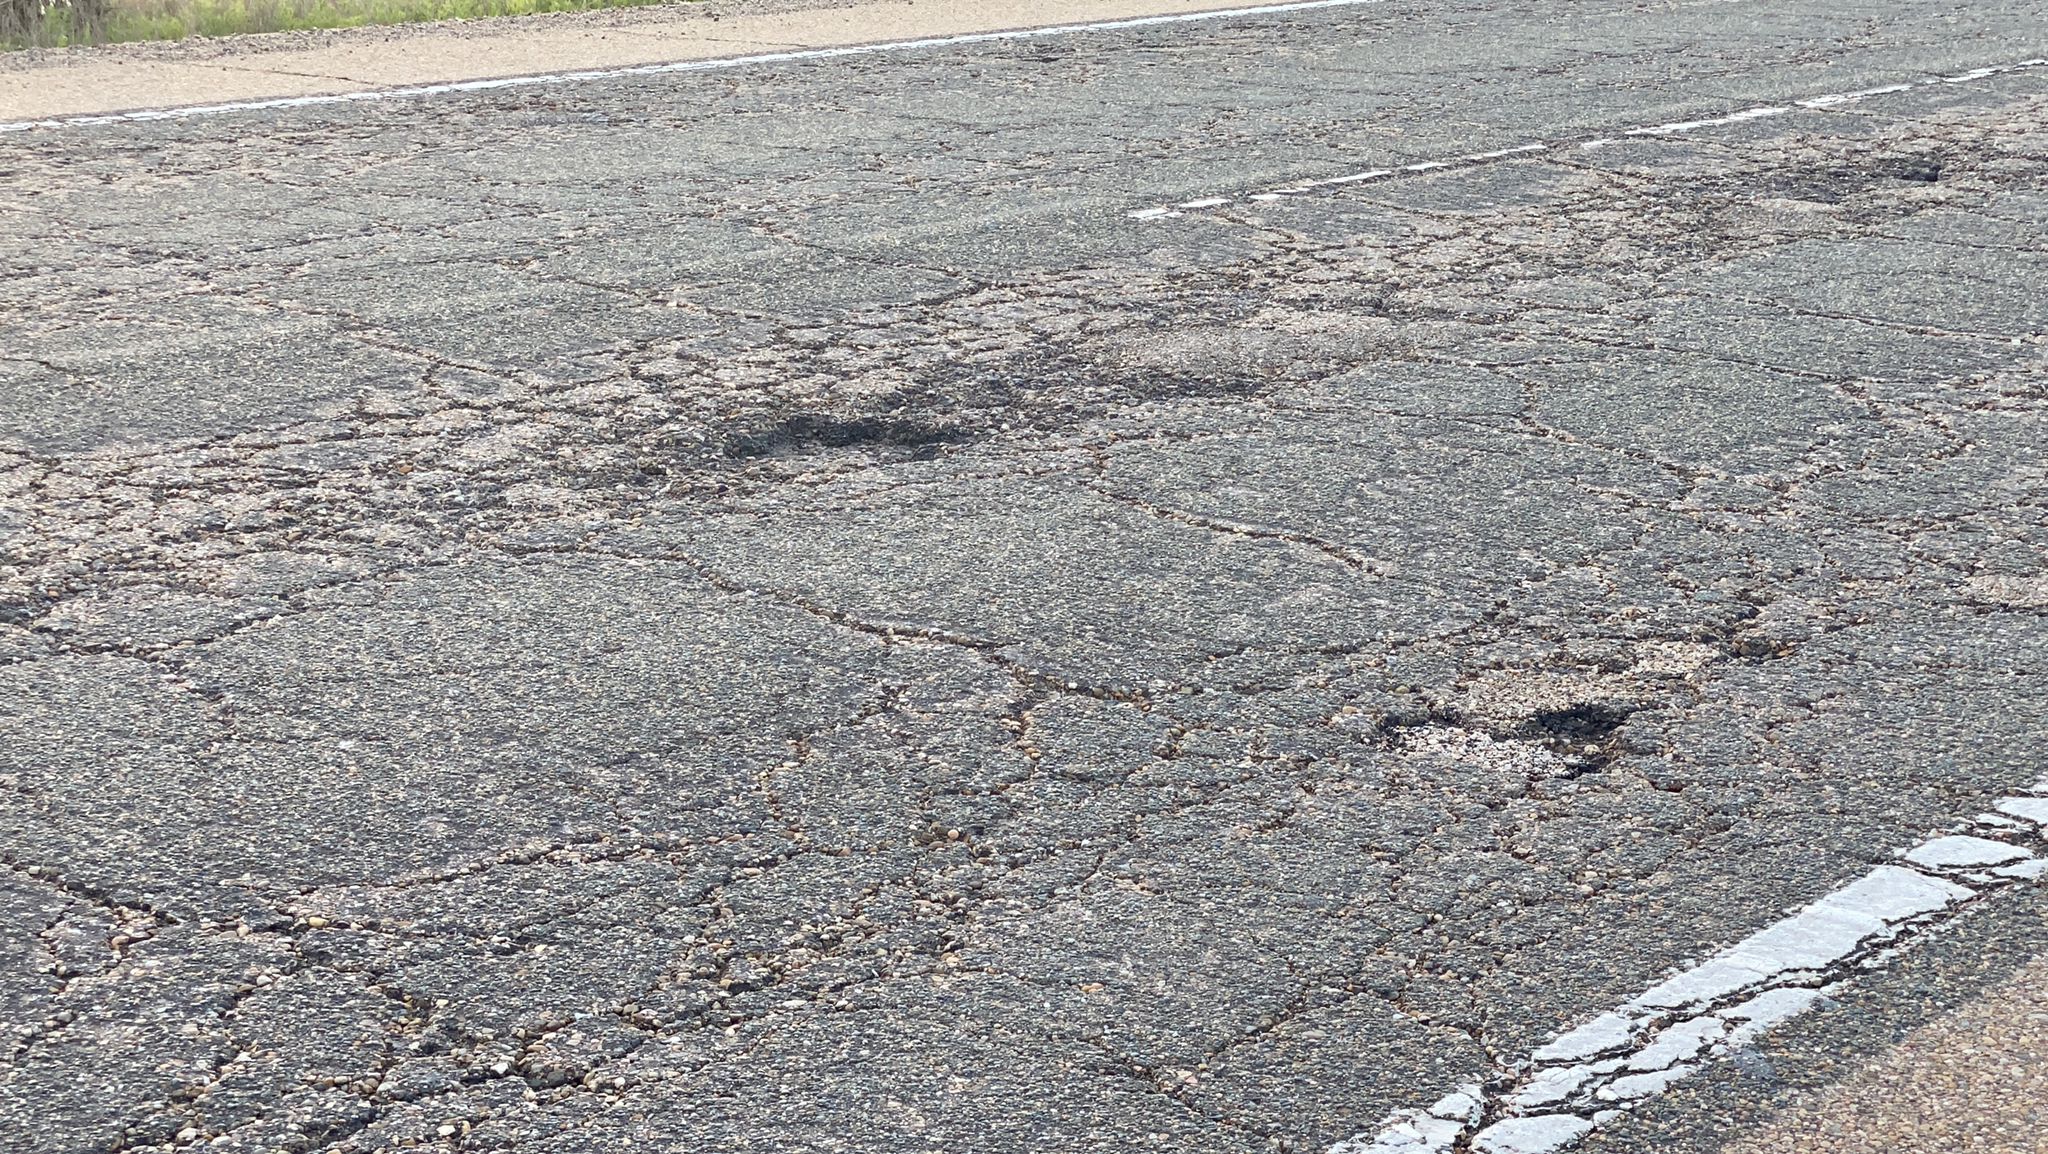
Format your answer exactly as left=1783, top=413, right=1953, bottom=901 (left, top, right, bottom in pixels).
left=1797, top=83, right=1913, bottom=108
left=1462, top=143, right=1549, bottom=161
left=1126, top=56, right=2048, bottom=222
left=0, top=0, right=1386, bottom=134
left=1305, top=168, right=1397, bottom=187
left=1997, top=797, right=2048, bottom=825
left=1246, top=167, right=1395, bottom=200
left=1939, top=57, right=2048, bottom=83
left=1328, top=789, right=2048, bottom=1154
left=1624, top=104, right=1788, bottom=136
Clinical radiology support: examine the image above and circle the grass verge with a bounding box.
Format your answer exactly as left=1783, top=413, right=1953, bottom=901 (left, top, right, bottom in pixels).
left=2, top=0, right=673, bottom=48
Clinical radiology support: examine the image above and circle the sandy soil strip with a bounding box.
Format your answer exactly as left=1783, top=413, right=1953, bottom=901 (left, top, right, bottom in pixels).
left=1722, top=951, right=2048, bottom=1154
left=0, top=0, right=1350, bottom=121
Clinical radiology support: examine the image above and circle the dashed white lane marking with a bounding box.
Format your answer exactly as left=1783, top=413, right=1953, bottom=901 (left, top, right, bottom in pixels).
left=1942, top=59, right=2048, bottom=83
left=1797, top=83, right=1915, bottom=107
left=1272, top=167, right=1398, bottom=191
left=1329, top=774, right=2048, bottom=1154
left=1125, top=56, right=2048, bottom=220
left=1624, top=104, right=1787, bottom=136
left=0, top=0, right=1385, bottom=134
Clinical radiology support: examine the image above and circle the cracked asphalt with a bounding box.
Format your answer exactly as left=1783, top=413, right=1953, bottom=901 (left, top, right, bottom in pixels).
left=3, top=1, right=2048, bottom=1151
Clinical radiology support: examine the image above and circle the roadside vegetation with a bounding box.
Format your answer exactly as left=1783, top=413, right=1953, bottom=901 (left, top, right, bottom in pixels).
left=2, top=0, right=668, bottom=47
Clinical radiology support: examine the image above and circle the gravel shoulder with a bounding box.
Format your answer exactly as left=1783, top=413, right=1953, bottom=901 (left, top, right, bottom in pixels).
left=0, top=0, right=1289, bottom=121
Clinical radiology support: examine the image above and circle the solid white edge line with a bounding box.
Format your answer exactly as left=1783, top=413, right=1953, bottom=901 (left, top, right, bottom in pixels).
left=0, top=0, right=1387, bottom=134
left=1329, top=780, right=2048, bottom=1154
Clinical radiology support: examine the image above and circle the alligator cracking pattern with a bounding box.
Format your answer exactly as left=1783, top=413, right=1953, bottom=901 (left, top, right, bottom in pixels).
left=1, top=23, right=2047, bottom=1154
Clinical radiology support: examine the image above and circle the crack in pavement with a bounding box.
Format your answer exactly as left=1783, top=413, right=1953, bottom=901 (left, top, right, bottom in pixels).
left=2, top=10, right=2046, bottom=1153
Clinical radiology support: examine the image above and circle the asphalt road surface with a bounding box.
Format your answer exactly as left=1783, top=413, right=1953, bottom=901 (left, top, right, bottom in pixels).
left=4, top=2, right=2048, bottom=1152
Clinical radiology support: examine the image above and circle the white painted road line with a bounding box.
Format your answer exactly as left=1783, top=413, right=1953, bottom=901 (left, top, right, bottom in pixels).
left=1462, top=143, right=1550, bottom=160
left=1624, top=104, right=1788, bottom=137
left=1940, top=58, right=2048, bottom=83
left=1125, top=57, right=2048, bottom=221
left=1297, top=168, right=1397, bottom=189
left=1797, top=83, right=1914, bottom=108
left=0, top=0, right=1385, bottom=135
left=1327, top=777, right=2048, bottom=1154
left=1268, top=168, right=1397, bottom=195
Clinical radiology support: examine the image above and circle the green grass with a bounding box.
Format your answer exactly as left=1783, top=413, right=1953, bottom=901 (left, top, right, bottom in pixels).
left=3, top=0, right=672, bottom=48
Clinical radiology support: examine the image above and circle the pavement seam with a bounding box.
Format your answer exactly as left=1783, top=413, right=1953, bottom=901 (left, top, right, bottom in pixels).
left=0, top=0, right=1384, bottom=134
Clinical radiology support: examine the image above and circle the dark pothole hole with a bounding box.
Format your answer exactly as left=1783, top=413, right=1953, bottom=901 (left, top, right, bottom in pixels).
left=1517, top=702, right=1640, bottom=770
left=724, top=412, right=969, bottom=460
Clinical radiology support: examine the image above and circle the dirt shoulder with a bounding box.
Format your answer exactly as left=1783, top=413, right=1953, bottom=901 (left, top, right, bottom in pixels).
left=1722, top=949, right=2048, bottom=1154
left=1, top=0, right=1280, bottom=122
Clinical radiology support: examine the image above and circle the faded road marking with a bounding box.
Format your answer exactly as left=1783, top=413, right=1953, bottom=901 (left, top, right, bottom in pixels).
left=1126, top=57, right=2048, bottom=220
left=1624, top=104, right=1789, bottom=137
